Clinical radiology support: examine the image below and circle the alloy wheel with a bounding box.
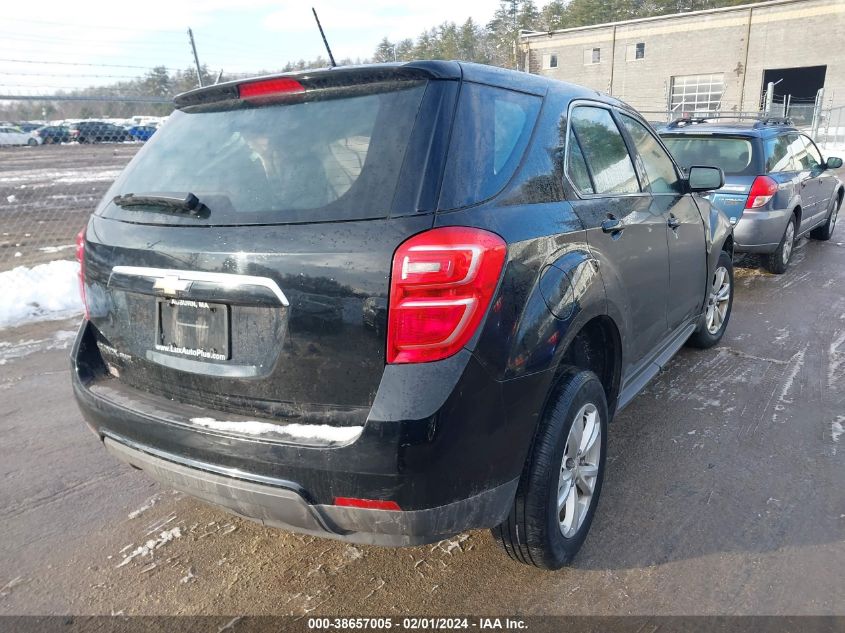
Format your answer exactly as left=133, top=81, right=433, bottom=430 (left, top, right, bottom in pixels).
left=782, top=221, right=795, bottom=265
left=705, top=265, right=731, bottom=335
left=558, top=403, right=601, bottom=538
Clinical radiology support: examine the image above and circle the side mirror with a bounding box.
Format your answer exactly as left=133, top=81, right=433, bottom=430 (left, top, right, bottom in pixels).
left=825, top=156, right=843, bottom=170
left=687, top=165, right=725, bottom=192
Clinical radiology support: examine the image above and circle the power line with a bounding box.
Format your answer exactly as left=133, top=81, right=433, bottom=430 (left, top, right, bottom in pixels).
left=0, top=58, right=180, bottom=71
left=0, top=16, right=183, bottom=33
left=0, top=71, right=145, bottom=80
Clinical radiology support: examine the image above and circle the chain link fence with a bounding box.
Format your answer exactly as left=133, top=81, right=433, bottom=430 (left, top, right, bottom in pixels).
left=1, top=99, right=153, bottom=327
left=817, top=105, right=845, bottom=150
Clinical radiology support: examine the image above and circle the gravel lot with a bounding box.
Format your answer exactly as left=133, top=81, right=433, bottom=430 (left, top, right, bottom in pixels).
left=0, top=145, right=843, bottom=617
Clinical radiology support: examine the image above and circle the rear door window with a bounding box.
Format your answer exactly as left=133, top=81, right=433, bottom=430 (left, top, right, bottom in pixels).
left=765, top=135, right=796, bottom=172
left=787, top=134, right=809, bottom=169
left=438, top=83, right=541, bottom=210
left=800, top=135, right=823, bottom=169
left=100, top=81, right=428, bottom=225
left=619, top=114, right=682, bottom=194
left=566, top=128, right=595, bottom=194
left=568, top=106, right=640, bottom=195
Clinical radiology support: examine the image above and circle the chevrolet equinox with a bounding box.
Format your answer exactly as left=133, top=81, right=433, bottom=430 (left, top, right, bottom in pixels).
left=72, top=62, right=734, bottom=569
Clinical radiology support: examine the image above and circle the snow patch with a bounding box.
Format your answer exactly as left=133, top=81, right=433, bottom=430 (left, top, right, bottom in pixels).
left=116, top=527, right=182, bottom=568
left=0, top=329, right=77, bottom=363
left=189, top=417, right=362, bottom=443
left=778, top=346, right=806, bottom=405
left=0, top=167, right=122, bottom=185
left=0, top=260, right=82, bottom=328
left=829, top=330, right=845, bottom=388
left=0, top=576, right=24, bottom=596
left=832, top=417, right=844, bottom=444
left=128, top=493, right=163, bottom=519
left=38, top=244, right=75, bottom=254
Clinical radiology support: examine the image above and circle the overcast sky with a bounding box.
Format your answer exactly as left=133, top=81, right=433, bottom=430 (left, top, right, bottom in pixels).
left=0, top=0, right=498, bottom=95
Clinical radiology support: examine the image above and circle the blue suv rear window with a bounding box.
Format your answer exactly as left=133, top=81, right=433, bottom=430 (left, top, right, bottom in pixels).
left=661, top=135, right=756, bottom=176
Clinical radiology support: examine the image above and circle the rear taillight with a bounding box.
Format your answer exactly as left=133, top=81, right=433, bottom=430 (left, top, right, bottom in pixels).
left=238, top=77, right=305, bottom=100
left=387, top=227, right=507, bottom=364
left=745, top=175, right=778, bottom=209
left=75, top=227, right=89, bottom=319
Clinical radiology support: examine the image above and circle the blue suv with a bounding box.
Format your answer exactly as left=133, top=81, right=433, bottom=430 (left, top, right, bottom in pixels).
left=661, top=118, right=843, bottom=273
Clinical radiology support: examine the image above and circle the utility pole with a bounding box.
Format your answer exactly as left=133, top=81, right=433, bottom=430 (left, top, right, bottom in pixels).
left=187, top=28, right=204, bottom=88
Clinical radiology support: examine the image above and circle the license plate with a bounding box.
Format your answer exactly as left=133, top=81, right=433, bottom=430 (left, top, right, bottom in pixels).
left=156, top=298, right=230, bottom=361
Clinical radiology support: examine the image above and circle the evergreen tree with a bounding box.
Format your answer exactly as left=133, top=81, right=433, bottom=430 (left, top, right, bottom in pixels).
left=373, top=37, right=397, bottom=62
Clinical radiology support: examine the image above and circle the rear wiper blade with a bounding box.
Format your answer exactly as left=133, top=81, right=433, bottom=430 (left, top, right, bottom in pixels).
left=112, top=192, right=209, bottom=216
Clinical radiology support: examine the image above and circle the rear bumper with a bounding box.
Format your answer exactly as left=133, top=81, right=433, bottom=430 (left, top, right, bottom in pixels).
left=71, top=320, right=545, bottom=545
left=733, top=208, right=790, bottom=253
left=104, top=435, right=516, bottom=546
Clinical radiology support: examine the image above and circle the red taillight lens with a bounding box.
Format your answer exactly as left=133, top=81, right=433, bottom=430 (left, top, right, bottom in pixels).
left=75, top=227, right=89, bottom=319
left=387, top=227, right=507, bottom=364
left=238, top=77, right=305, bottom=100
left=745, top=175, right=778, bottom=209
left=334, top=497, right=401, bottom=511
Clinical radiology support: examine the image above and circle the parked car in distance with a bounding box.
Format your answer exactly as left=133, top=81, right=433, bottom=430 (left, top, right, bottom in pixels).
left=127, top=125, right=157, bottom=142
left=0, top=125, right=41, bottom=146
left=72, top=61, right=734, bottom=570
left=16, top=122, right=43, bottom=133
left=69, top=121, right=131, bottom=143
left=34, top=125, right=71, bottom=144
left=660, top=118, right=843, bottom=273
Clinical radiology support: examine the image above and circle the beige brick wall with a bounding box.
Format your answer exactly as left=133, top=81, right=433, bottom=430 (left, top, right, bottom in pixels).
left=523, top=0, right=845, bottom=116
left=742, top=0, right=845, bottom=111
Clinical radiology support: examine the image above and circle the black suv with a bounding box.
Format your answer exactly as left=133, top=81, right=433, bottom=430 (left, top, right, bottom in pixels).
left=69, top=121, right=130, bottom=143
left=72, top=62, right=733, bottom=569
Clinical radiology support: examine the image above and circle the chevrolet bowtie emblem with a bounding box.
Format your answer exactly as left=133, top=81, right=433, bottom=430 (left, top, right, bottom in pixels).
left=153, top=275, right=191, bottom=296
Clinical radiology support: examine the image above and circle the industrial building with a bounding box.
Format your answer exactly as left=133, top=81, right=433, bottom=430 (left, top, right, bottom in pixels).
left=520, top=0, right=845, bottom=123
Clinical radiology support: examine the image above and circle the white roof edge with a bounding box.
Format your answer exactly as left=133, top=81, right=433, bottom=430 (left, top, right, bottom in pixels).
left=520, top=0, right=808, bottom=40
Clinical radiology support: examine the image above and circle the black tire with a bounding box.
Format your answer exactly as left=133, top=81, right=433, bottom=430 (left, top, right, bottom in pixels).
left=810, top=192, right=841, bottom=241
left=764, top=214, right=797, bottom=274
left=687, top=250, right=734, bottom=349
left=27, top=138, right=37, bottom=146
left=492, top=368, right=608, bottom=570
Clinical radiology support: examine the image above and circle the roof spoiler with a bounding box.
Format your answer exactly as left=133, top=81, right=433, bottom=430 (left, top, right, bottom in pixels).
left=173, top=62, right=461, bottom=109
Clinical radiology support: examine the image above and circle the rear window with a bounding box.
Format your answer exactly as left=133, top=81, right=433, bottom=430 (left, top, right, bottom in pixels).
left=99, top=81, right=427, bottom=225
left=661, top=135, right=756, bottom=176
left=438, top=83, right=541, bottom=210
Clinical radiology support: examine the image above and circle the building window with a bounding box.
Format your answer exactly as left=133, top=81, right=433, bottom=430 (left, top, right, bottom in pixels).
left=543, top=53, right=558, bottom=69
left=626, top=42, right=646, bottom=61
left=636, top=42, right=645, bottom=59
left=584, top=47, right=601, bottom=65
left=670, top=73, right=725, bottom=114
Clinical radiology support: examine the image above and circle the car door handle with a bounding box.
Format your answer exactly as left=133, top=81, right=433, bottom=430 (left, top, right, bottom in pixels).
left=601, top=217, right=622, bottom=233
left=668, top=215, right=681, bottom=229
